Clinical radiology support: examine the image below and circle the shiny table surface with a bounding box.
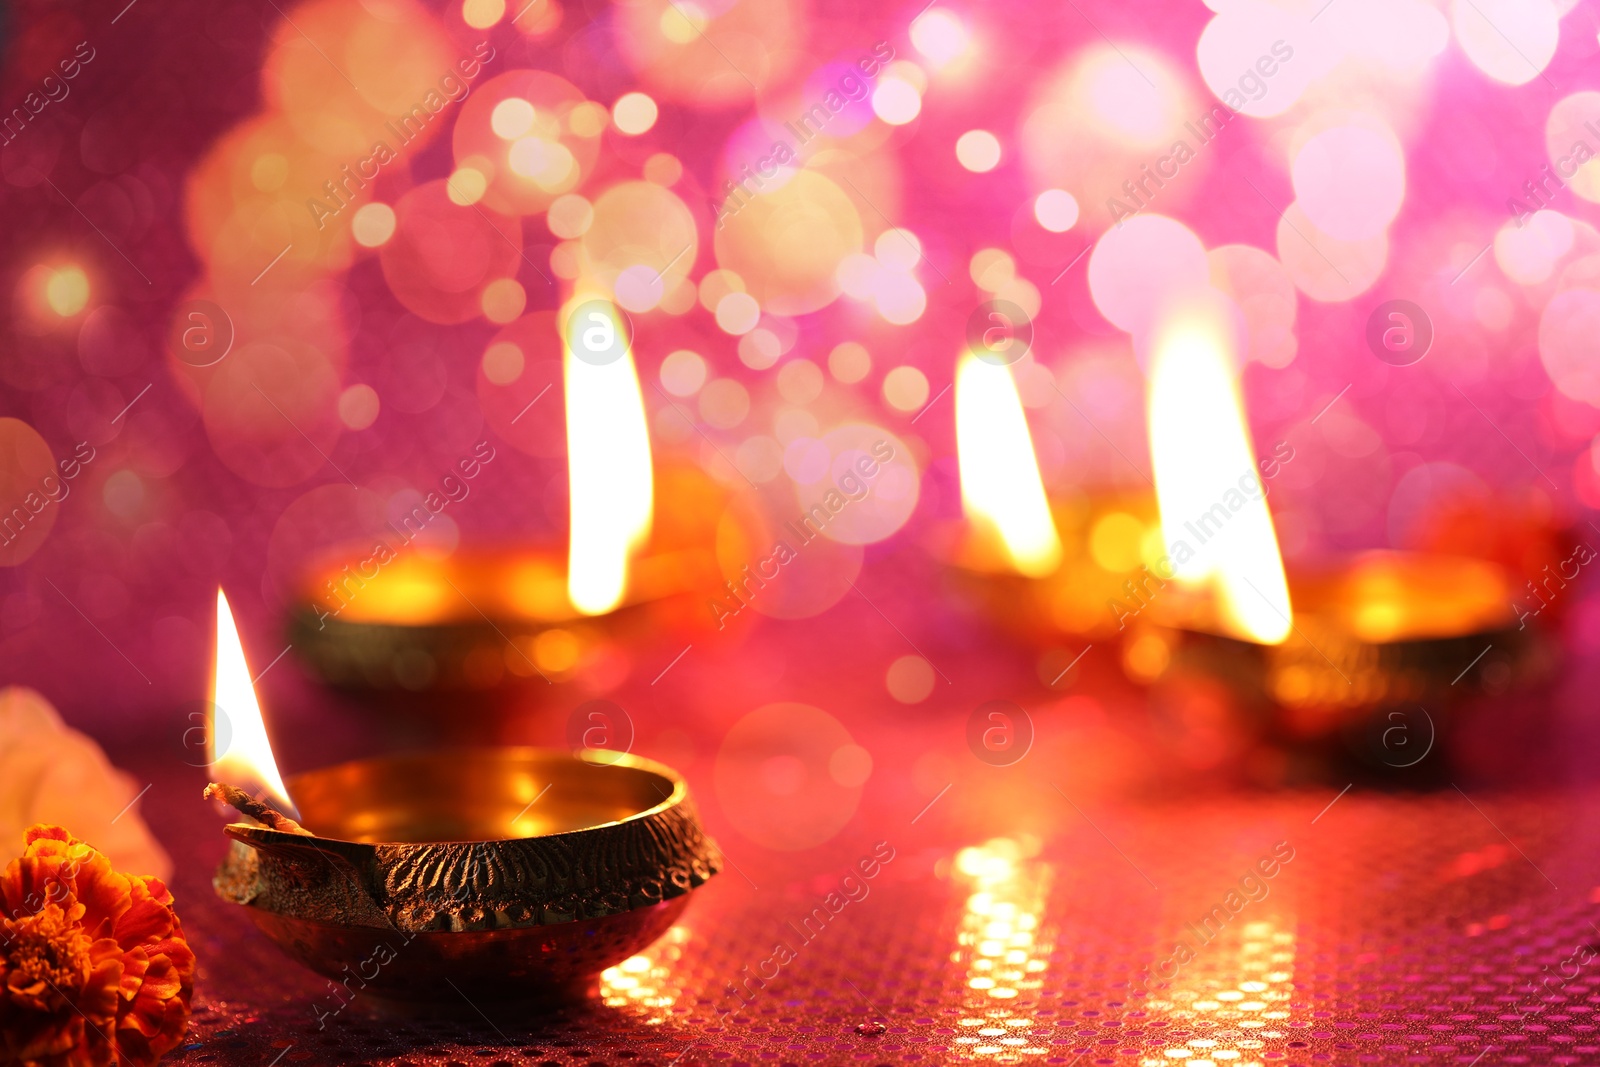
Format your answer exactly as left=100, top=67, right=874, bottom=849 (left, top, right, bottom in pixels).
left=122, top=621, right=1600, bottom=1067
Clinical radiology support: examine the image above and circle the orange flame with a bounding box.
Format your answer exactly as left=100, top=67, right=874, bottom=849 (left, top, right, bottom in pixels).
left=955, top=353, right=1062, bottom=577
left=564, top=295, right=654, bottom=615
left=1147, top=308, right=1291, bottom=643
left=209, top=589, right=293, bottom=810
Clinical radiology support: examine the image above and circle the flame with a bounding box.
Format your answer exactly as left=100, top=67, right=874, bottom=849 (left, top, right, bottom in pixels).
left=1147, top=311, right=1291, bottom=644
left=955, top=353, right=1062, bottom=577
left=210, top=589, right=293, bottom=810
left=564, top=296, right=654, bottom=615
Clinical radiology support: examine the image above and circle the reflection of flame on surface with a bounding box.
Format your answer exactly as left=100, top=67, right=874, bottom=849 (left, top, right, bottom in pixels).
left=1147, top=309, right=1291, bottom=643
left=951, top=839, right=1053, bottom=1058
left=1141, top=920, right=1296, bottom=1067
left=210, top=589, right=293, bottom=811
left=565, top=296, right=654, bottom=615
left=599, top=925, right=689, bottom=1023
left=955, top=354, right=1062, bottom=577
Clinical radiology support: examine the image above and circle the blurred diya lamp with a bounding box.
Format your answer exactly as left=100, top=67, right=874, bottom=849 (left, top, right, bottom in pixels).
left=291, top=297, right=719, bottom=698
left=942, top=349, right=1171, bottom=676
left=210, top=591, right=720, bottom=1006
left=1123, top=550, right=1551, bottom=738
left=946, top=306, right=1553, bottom=743
left=289, top=541, right=717, bottom=695
left=1119, top=311, right=1552, bottom=753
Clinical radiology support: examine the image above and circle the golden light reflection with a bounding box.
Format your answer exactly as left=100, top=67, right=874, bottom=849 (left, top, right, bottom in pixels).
left=1147, top=307, right=1291, bottom=644
left=210, top=589, right=294, bottom=810
left=1139, top=920, right=1296, bottom=1067
left=564, top=293, right=654, bottom=615
left=955, top=354, right=1062, bottom=578
left=951, top=839, right=1053, bottom=1059
left=599, top=925, right=689, bottom=1023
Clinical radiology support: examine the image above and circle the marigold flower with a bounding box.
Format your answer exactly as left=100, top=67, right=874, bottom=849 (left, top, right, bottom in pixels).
left=0, top=826, right=193, bottom=1067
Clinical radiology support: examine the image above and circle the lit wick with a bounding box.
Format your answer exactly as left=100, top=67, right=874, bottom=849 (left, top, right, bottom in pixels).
left=203, top=782, right=314, bottom=836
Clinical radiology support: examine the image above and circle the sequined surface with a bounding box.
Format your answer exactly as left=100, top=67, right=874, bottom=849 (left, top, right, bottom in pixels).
left=144, top=746, right=1599, bottom=1067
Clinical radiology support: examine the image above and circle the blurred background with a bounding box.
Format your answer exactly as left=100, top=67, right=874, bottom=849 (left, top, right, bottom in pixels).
left=1, top=0, right=1597, bottom=786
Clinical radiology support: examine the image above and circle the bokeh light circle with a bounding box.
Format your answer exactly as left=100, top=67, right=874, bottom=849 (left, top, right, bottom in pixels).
left=714, top=703, right=867, bottom=850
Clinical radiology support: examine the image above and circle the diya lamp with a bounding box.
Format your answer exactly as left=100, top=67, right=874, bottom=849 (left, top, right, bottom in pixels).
left=945, top=304, right=1550, bottom=766
left=291, top=295, right=720, bottom=712
left=942, top=348, right=1166, bottom=666
left=943, top=349, right=1188, bottom=697
left=206, top=589, right=722, bottom=1006
left=1118, top=309, right=1551, bottom=766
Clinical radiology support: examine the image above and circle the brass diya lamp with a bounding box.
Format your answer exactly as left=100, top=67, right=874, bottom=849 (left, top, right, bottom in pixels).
left=290, top=537, right=717, bottom=694
left=210, top=591, right=721, bottom=1004
left=943, top=309, right=1553, bottom=757
left=1124, top=550, right=1551, bottom=745
left=290, top=299, right=721, bottom=698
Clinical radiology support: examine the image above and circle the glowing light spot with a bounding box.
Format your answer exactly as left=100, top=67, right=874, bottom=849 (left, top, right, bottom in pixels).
left=480, top=278, right=526, bottom=324
left=1289, top=122, right=1405, bottom=241
left=490, top=97, right=536, bottom=140
left=660, top=349, right=707, bottom=396
left=698, top=378, right=750, bottom=428
left=875, top=229, right=922, bottom=272
left=44, top=267, right=88, bottom=317
left=547, top=194, right=594, bottom=239
left=1453, top=0, right=1557, bottom=86
left=776, top=359, right=824, bottom=404
left=658, top=1, right=703, bottom=43
left=872, top=77, right=922, bottom=125
left=1087, top=214, right=1209, bottom=335
left=447, top=166, right=488, bottom=205
left=873, top=273, right=926, bottom=324
left=338, top=384, right=380, bottom=430
left=887, top=655, right=936, bottom=703
left=715, top=291, right=760, bottom=334
left=351, top=202, right=396, bottom=247
left=956, top=129, right=1002, bottom=172
left=482, top=341, right=525, bottom=385
left=1548, top=92, right=1600, bottom=203
left=509, top=137, right=578, bottom=190
left=1034, top=189, right=1079, bottom=232
left=829, top=341, right=871, bottom=383
left=1086, top=48, right=1183, bottom=146
left=911, top=8, right=969, bottom=67
left=1089, top=512, right=1145, bottom=572
left=837, top=253, right=880, bottom=299
left=612, top=91, right=659, bottom=135
left=1540, top=287, right=1600, bottom=406
left=883, top=365, right=930, bottom=411
left=250, top=153, right=287, bottom=192
left=1276, top=202, right=1388, bottom=303
left=614, top=263, right=665, bottom=312
left=970, top=248, right=1016, bottom=292
left=1495, top=209, right=1575, bottom=286
left=643, top=152, right=683, bottom=186
left=462, top=0, right=504, bottom=28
